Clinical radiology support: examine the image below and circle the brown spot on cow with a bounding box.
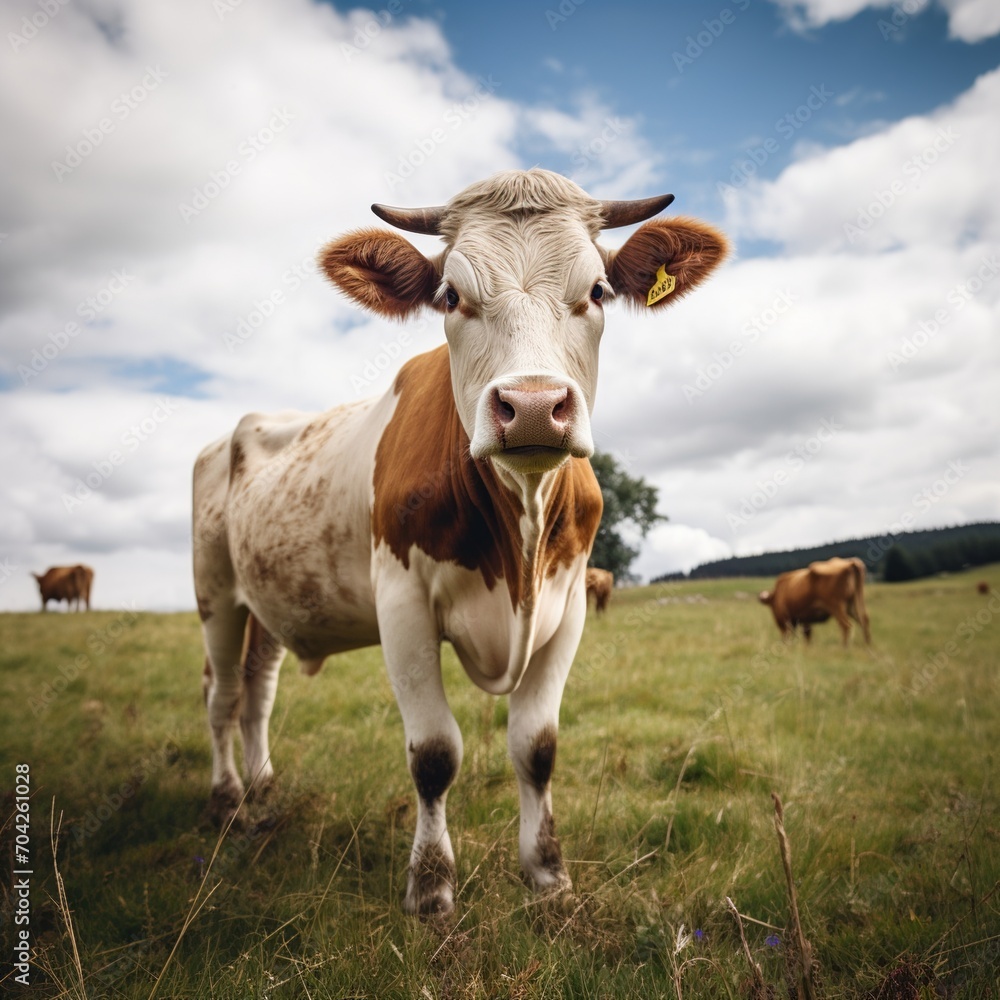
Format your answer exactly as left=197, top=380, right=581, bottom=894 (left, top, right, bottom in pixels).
left=229, top=440, right=247, bottom=483
left=409, top=736, right=458, bottom=805
left=197, top=596, right=213, bottom=622
left=372, top=346, right=602, bottom=609
left=251, top=552, right=277, bottom=586
left=528, top=725, right=558, bottom=792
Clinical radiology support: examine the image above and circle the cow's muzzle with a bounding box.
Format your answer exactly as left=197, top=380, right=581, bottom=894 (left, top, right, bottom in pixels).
left=470, top=378, right=593, bottom=472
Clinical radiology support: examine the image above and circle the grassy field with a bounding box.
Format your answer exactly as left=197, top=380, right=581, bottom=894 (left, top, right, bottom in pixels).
left=2, top=568, right=999, bottom=998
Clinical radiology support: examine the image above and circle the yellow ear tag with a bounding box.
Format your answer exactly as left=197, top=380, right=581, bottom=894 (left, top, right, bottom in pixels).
left=646, top=265, right=676, bottom=307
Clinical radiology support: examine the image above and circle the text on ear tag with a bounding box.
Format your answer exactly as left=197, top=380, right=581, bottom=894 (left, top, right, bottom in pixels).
left=646, top=264, right=676, bottom=306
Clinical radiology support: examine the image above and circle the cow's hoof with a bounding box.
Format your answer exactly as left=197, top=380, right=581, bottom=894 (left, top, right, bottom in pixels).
left=404, top=845, right=456, bottom=917
left=246, top=777, right=273, bottom=803
left=207, top=780, right=244, bottom=828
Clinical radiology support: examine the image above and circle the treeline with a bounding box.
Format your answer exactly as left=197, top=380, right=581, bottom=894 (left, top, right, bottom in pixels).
left=653, top=521, right=1000, bottom=583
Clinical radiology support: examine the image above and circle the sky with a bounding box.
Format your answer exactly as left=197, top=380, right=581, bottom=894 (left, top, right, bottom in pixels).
left=1, top=0, right=999, bottom=611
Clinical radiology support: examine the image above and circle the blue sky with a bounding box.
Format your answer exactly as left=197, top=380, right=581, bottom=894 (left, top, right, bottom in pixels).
left=432, top=0, right=1000, bottom=223
left=1, top=0, right=999, bottom=609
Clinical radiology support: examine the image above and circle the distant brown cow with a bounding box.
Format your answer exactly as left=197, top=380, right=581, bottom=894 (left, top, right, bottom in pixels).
left=977, top=581, right=990, bottom=595
left=585, top=567, right=614, bottom=613
left=758, top=557, right=870, bottom=646
left=33, top=565, right=93, bottom=611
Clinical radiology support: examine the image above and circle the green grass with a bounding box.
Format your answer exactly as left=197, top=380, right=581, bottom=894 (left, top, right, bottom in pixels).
left=2, top=569, right=999, bottom=998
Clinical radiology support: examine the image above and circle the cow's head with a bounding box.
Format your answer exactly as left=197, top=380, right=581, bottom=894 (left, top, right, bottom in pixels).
left=321, top=169, right=728, bottom=475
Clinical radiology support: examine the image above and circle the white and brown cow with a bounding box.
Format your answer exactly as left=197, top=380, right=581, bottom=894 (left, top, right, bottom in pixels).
left=193, top=169, right=728, bottom=914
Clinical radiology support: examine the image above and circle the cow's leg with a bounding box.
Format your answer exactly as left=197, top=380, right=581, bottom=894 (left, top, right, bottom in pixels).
left=379, top=595, right=463, bottom=916
left=834, top=610, right=852, bottom=646
left=849, top=600, right=872, bottom=646
left=507, top=586, right=585, bottom=895
left=202, top=602, right=250, bottom=822
left=802, top=623, right=812, bottom=643
left=239, top=614, right=286, bottom=795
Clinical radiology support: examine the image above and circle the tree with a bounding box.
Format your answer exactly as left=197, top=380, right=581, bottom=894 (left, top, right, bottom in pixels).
left=588, top=450, right=666, bottom=583
left=882, top=544, right=919, bottom=582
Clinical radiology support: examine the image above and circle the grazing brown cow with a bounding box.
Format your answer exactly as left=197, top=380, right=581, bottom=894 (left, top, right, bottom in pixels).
left=585, top=567, right=614, bottom=613
left=758, top=557, right=870, bottom=646
left=33, top=565, right=93, bottom=611
left=977, top=581, right=990, bottom=595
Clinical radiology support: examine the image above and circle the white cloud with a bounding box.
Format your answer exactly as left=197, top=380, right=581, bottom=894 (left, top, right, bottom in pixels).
left=3, top=0, right=999, bottom=607
left=769, top=0, right=1000, bottom=41
left=723, top=68, right=1000, bottom=255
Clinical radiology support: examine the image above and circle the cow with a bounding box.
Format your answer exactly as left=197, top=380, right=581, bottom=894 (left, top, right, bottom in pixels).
left=192, top=168, right=728, bottom=915
left=758, top=557, right=871, bottom=646
left=585, top=567, right=614, bottom=613
left=977, top=581, right=990, bottom=595
left=32, top=565, right=93, bottom=611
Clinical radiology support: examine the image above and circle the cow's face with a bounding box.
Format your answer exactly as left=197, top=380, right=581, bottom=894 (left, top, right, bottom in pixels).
left=321, top=170, right=728, bottom=476
left=438, top=214, right=607, bottom=474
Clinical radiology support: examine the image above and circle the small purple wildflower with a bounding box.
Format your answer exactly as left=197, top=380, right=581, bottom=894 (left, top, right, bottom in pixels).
left=765, top=933, right=780, bottom=947
left=694, top=928, right=704, bottom=941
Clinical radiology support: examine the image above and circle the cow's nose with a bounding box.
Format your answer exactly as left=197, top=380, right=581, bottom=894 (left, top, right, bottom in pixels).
left=494, top=386, right=572, bottom=449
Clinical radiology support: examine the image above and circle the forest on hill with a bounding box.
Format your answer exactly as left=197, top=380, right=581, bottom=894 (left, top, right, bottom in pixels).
left=653, top=521, right=1000, bottom=583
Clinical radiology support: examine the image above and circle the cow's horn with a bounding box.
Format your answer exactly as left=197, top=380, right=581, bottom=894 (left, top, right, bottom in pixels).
left=370, top=203, right=446, bottom=235
left=599, top=194, right=675, bottom=229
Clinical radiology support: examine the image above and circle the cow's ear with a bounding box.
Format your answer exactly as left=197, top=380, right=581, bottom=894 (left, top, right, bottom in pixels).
left=319, top=228, right=442, bottom=319
left=605, top=217, right=729, bottom=310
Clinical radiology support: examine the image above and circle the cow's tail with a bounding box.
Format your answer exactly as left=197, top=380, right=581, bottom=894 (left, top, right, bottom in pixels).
left=849, top=558, right=872, bottom=645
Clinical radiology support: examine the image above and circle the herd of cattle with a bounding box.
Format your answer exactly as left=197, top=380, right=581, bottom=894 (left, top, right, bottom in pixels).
left=32, top=556, right=872, bottom=646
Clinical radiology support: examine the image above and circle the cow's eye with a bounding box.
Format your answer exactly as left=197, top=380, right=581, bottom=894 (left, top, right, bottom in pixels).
left=445, top=286, right=459, bottom=310
left=590, top=283, right=604, bottom=302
